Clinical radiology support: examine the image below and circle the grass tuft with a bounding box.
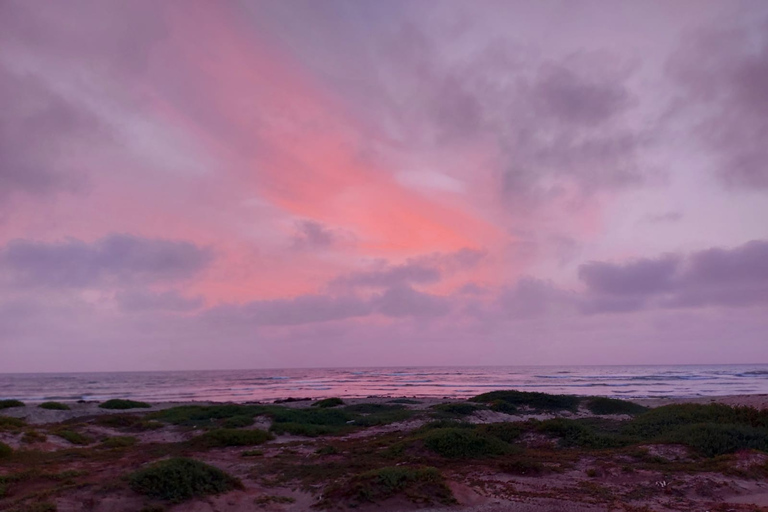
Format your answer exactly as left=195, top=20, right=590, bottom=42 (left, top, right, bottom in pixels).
left=129, top=457, right=242, bottom=503
left=422, top=427, right=511, bottom=458
left=431, top=402, right=482, bottom=418
left=320, top=466, right=456, bottom=507
left=313, top=397, right=345, bottom=408
left=0, top=441, right=12, bottom=458
left=101, top=436, right=138, bottom=448
left=470, top=390, right=580, bottom=412
left=191, top=428, right=273, bottom=448
left=585, top=397, right=648, bottom=415
left=99, top=399, right=151, bottom=410
left=54, top=430, right=93, bottom=446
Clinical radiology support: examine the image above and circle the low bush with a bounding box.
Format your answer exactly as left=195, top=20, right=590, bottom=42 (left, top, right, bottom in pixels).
left=624, top=403, right=768, bottom=438
left=55, top=430, right=93, bottom=445
left=0, top=441, right=12, bottom=457
left=99, top=399, right=151, bottom=410
left=489, top=400, right=519, bottom=414
left=665, top=423, right=768, bottom=457
left=101, top=436, right=137, bottom=448
left=21, top=431, right=47, bottom=444
left=477, top=422, right=523, bottom=444
left=431, top=402, right=482, bottom=418
left=0, top=399, right=24, bottom=409
left=38, top=401, right=70, bottom=410
left=129, top=457, right=242, bottom=502
left=192, top=428, right=273, bottom=448
left=222, top=415, right=254, bottom=428
left=470, top=390, right=580, bottom=412
left=320, top=466, right=456, bottom=506
left=241, top=449, right=263, bottom=457
left=0, top=416, right=26, bottom=430
left=148, top=404, right=266, bottom=428
left=270, top=423, right=346, bottom=437
left=343, top=403, right=405, bottom=414
left=422, top=427, right=510, bottom=458
left=313, top=398, right=345, bottom=408
left=585, top=397, right=647, bottom=416
left=388, top=399, right=421, bottom=405
left=537, top=418, right=631, bottom=449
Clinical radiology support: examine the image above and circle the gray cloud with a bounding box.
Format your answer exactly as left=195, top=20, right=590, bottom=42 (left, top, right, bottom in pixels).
left=372, top=285, right=450, bottom=318
left=115, top=290, right=205, bottom=312
left=669, top=19, right=768, bottom=189
left=290, top=220, right=346, bottom=251
left=0, top=234, right=213, bottom=288
left=579, top=240, right=768, bottom=312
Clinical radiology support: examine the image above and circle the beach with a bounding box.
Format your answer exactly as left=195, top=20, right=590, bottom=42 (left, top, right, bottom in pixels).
left=3, top=392, right=768, bottom=511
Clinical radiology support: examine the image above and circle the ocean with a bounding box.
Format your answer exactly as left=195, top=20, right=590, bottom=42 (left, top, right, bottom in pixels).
left=2, top=365, right=768, bottom=403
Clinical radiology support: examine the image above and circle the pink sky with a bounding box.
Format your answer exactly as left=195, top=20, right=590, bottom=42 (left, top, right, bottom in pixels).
left=1, top=0, right=768, bottom=372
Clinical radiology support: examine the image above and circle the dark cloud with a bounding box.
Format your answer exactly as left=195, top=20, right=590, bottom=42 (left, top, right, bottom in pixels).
left=115, top=290, right=205, bottom=312
left=669, top=20, right=768, bottom=189
left=332, top=248, right=484, bottom=289
left=0, top=234, right=213, bottom=288
left=372, top=285, right=450, bottom=318
left=290, top=220, right=343, bottom=250
left=579, top=256, right=680, bottom=296
left=579, top=240, right=768, bottom=312
left=208, top=294, right=373, bottom=326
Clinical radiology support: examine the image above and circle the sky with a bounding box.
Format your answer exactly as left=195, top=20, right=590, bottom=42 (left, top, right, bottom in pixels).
left=1, top=0, right=768, bottom=372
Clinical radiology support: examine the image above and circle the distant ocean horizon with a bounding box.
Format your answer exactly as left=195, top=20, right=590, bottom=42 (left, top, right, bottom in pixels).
left=2, top=365, right=768, bottom=403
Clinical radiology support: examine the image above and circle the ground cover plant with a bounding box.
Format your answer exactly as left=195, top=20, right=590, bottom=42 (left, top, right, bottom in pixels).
left=54, top=430, right=93, bottom=446
left=129, top=457, right=242, bottom=503
left=319, top=466, right=456, bottom=508
left=0, top=400, right=24, bottom=409
left=430, top=402, right=483, bottom=418
left=313, top=397, right=345, bottom=408
left=470, top=390, right=581, bottom=412
left=585, top=397, right=648, bottom=415
left=38, top=402, right=70, bottom=410
left=191, top=428, right=273, bottom=448
left=99, top=399, right=151, bottom=410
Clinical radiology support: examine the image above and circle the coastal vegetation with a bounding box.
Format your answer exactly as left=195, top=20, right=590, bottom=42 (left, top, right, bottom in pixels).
left=129, top=457, right=242, bottom=502
left=98, top=399, right=151, bottom=410
left=2, top=392, right=768, bottom=510
left=313, top=397, right=345, bottom=408
left=0, top=400, right=24, bottom=410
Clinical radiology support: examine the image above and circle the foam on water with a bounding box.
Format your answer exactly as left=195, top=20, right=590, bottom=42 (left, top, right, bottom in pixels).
left=2, top=365, right=768, bottom=403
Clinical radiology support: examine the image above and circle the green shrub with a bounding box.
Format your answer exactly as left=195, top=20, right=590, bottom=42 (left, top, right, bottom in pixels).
left=418, top=420, right=475, bottom=432
left=537, top=418, right=631, bottom=449
left=55, top=430, right=93, bottom=445
left=222, top=415, right=254, bottom=428
left=101, top=436, right=138, bottom=448
left=129, top=457, right=242, bottom=502
left=321, top=466, right=455, bottom=506
left=422, top=428, right=510, bottom=458
left=270, top=423, right=346, bottom=437
left=313, top=397, right=345, bottom=408
left=99, top=399, right=151, bottom=410
left=0, top=416, right=26, bottom=430
left=470, top=390, right=580, bottom=412
left=343, top=403, right=405, bottom=414
left=585, top=397, right=647, bottom=415
left=192, top=428, right=273, bottom=448
left=489, top=400, right=519, bottom=414
left=477, top=422, right=523, bottom=444
left=0, top=441, right=12, bottom=457
left=389, top=399, right=421, bottom=405
left=624, top=404, right=768, bottom=438
left=431, top=402, right=482, bottom=418
left=666, top=423, right=768, bottom=457
left=352, top=408, right=414, bottom=427
left=149, top=405, right=266, bottom=428
left=241, top=449, right=264, bottom=457
left=0, top=399, right=24, bottom=409
left=21, top=431, right=47, bottom=444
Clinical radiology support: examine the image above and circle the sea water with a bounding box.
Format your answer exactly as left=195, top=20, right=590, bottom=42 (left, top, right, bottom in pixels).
left=2, top=365, right=768, bottom=403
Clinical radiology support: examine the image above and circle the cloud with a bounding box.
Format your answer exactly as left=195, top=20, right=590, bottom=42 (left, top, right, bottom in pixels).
left=372, top=285, right=451, bottom=318
left=332, top=248, right=484, bottom=289
left=290, top=220, right=345, bottom=250
left=115, top=290, right=204, bottom=312
left=669, top=19, right=768, bottom=189
left=578, top=255, right=679, bottom=296
left=0, top=234, right=213, bottom=288
left=645, top=211, right=683, bottom=224
left=579, top=240, right=768, bottom=312
left=207, top=294, right=373, bottom=326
